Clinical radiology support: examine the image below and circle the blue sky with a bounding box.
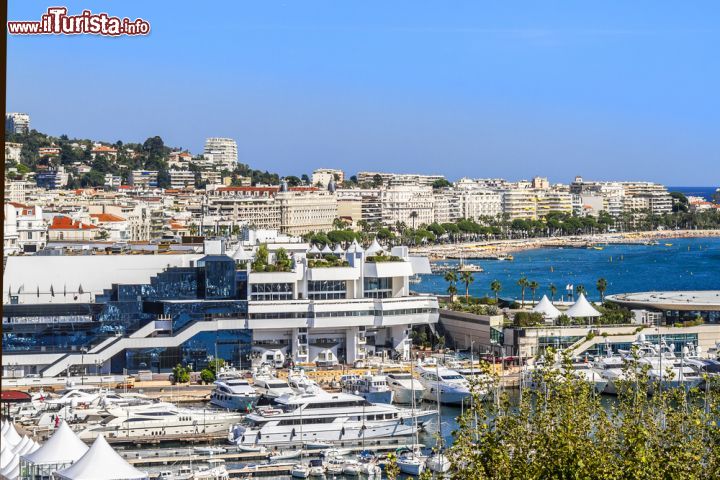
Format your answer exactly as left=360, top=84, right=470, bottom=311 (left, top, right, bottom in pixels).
left=7, top=1, right=720, bottom=184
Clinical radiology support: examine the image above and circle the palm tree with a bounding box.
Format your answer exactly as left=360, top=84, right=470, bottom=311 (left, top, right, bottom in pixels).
left=444, top=270, right=459, bottom=301
left=517, top=276, right=528, bottom=307
left=596, top=278, right=608, bottom=303
left=528, top=281, right=539, bottom=305
left=460, top=271, right=475, bottom=304
left=409, top=211, right=418, bottom=230
left=576, top=285, right=587, bottom=297
left=549, top=283, right=558, bottom=303
left=490, top=280, right=502, bottom=302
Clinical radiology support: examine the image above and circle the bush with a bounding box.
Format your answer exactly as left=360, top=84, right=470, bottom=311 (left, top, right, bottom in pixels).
left=171, top=364, right=191, bottom=384
left=200, top=369, right=215, bottom=384
left=513, top=311, right=544, bottom=327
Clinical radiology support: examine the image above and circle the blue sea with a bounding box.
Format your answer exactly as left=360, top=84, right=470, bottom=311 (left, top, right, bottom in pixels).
left=413, top=237, right=720, bottom=302
left=669, top=186, right=718, bottom=201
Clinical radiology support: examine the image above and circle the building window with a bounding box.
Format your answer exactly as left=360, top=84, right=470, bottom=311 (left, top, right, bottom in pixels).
left=250, top=283, right=293, bottom=301
left=308, top=280, right=346, bottom=300
left=364, top=277, right=392, bottom=298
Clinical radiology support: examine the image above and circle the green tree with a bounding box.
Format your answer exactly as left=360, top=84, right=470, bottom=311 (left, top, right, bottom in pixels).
left=528, top=280, right=539, bottom=305
left=490, top=279, right=502, bottom=302
left=549, top=283, right=558, bottom=303
left=460, top=271, right=475, bottom=303
left=200, top=368, right=215, bottom=384
left=444, top=270, right=459, bottom=301
left=576, top=284, right=587, bottom=296
left=171, top=364, right=190, bottom=384
left=517, top=276, right=528, bottom=307
left=596, top=277, right=608, bottom=303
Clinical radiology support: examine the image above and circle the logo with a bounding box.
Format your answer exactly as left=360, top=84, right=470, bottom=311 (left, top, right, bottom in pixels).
left=8, top=7, right=150, bottom=36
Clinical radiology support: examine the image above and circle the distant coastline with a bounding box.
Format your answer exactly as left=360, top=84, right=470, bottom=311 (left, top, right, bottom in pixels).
left=410, top=229, right=720, bottom=260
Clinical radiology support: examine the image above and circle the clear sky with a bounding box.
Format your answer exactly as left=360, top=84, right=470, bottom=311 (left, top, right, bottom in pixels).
left=7, top=1, right=720, bottom=185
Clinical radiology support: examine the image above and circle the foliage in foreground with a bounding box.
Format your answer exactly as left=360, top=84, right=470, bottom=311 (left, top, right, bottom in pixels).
left=446, top=351, right=720, bottom=479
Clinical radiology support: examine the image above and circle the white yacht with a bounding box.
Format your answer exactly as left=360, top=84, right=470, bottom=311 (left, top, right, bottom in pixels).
left=209, top=379, right=260, bottom=411
left=416, top=364, right=471, bottom=405
left=341, top=374, right=394, bottom=404
left=594, top=354, right=627, bottom=395
left=386, top=373, right=424, bottom=405
left=565, top=362, right=608, bottom=394
left=228, top=390, right=435, bottom=448
left=75, top=402, right=243, bottom=440
left=253, top=373, right=295, bottom=400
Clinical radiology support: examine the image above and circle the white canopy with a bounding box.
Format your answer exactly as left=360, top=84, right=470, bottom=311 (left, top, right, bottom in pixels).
left=55, top=435, right=147, bottom=480
left=347, top=239, right=363, bottom=253
left=1, top=420, right=9, bottom=435
left=365, top=239, right=383, bottom=256
left=1, top=455, right=19, bottom=480
left=565, top=293, right=601, bottom=318
left=332, top=244, right=345, bottom=255
left=3, top=423, right=22, bottom=447
left=532, top=295, right=562, bottom=319
left=0, top=444, right=14, bottom=470
left=22, top=421, right=88, bottom=466
left=231, top=244, right=252, bottom=262
left=308, top=245, right=321, bottom=255
left=320, top=244, right=332, bottom=254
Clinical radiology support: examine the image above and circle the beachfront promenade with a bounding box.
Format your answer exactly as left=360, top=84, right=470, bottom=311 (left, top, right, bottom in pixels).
left=410, top=229, right=720, bottom=259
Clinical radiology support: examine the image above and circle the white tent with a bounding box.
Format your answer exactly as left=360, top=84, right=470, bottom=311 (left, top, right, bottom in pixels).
left=532, top=295, right=562, bottom=319
left=320, top=244, right=333, bottom=255
left=55, top=435, right=148, bottom=480
left=308, top=245, right=321, bottom=255
left=231, top=244, right=252, bottom=262
left=22, top=421, right=88, bottom=466
left=365, top=239, right=383, bottom=256
left=1, top=420, right=9, bottom=436
left=565, top=293, right=601, bottom=318
left=3, top=423, right=22, bottom=448
left=347, top=239, right=363, bottom=253
left=332, top=244, right=345, bottom=255
left=1, top=454, right=19, bottom=480
left=0, top=445, right=14, bottom=470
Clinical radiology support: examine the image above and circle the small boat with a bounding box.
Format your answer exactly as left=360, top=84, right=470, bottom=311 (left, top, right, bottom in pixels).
left=236, top=444, right=266, bottom=453
left=305, top=440, right=334, bottom=450
left=291, top=463, right=310, bottom=478
left=269, top=450, right=302, bottom=462
left=308, top=459, right=326, bottom=477
left=397, top=448, right=426, bottom=476
left=342, top=459, right=361, bottom=476
left=665, top=243, right=673, bottom=247
left=426, top=451, right=452, bottom=473
left=324, top=455, right=345, bottom=475
left=194, top=446, right=227, bottom=455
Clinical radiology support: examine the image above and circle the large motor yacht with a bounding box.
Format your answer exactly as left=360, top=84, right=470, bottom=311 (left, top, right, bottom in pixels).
left=228, top=390, right=435, bottom=448
left=210, top=379, right=260, bottom=411
left=415, top=364, right=471, bottom=405
left=340, top=374, right=394, bottom=404
left=385, top=373, right=424, bottom=405
left=75, top=402, right=243, bottom=440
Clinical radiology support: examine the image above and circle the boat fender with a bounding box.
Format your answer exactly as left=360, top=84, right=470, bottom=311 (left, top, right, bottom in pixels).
left=340, top=427, right=345, bottom=436
left=291, top=428, right=296, bottom=437
left=257, top=431, right=261, bottom=440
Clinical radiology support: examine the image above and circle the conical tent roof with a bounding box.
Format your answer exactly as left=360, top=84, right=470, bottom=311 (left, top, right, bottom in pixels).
left=347, top=239, right=362, bottom=253
left=12, top=436, right=30, bottom=455
left=365, top=239, right=383, bottom=255
left=565, top=293, right=601, bottom=318
left=1, top=455, right=19, bottom=480
left=333, top=244, right=345, bottom=255
left=55, top=435, right=147, bottom=480
left=532, top=295, right=562, bottom=319
left=320, top=244, right=333, bottom=254
left=22, top=421, right=89, bottom=466
left=308, top=245, right=321, bottom=255
left=0, top=445, right=13, bottom=470
left=1, top=420, right=9, bottom=435
left=3, top=423, right=21, bottom=447
left=231, top=244, right=252, bottom=262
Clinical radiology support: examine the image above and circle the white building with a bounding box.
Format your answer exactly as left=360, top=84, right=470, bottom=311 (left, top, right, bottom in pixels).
left=5, top=112, right=30, bottom=134
left=5, top=142, right=23, bottom=162
left=204, top=137, right=238, bottom=171
left=380, top=186, right=435, bottom=228
left=357, top=172, right=445, bottom=188
left=3, top=202, right=47, bottom=255
left=312, top=168, right=344, bottom=187
left=276, top=189, right=338, bottom=235
left=169, top=170, right=196, bottom=189
left=129, top=170, right=158, bottom=189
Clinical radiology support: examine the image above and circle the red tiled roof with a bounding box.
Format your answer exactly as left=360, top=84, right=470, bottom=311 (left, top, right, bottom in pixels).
left=49, top=216, right=98, bottom=230
left=92, top=146, right=117, bottom=152
left=90, top=213, right=126, bottom=222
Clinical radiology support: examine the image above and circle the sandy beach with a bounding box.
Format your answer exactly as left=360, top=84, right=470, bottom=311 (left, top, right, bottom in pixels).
left=410, top=229, right=720, bottom=260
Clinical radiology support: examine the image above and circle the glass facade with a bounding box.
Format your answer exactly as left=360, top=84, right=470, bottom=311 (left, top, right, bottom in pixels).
left=308, top=280, right=347, bottom=300
left=250, top=283, right=293, bottom=301
left=364, top=277, right=392, bottom=298
left=3, top=255, right=251, bottom=373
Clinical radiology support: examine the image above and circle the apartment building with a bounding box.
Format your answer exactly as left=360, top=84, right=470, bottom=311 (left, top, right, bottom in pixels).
left=36, top=167, right=69, bottom=189
left=460, top=190, right=503, bottom=220
left=5, top=142, right=22, bottom=162
left=169, top=170, right=196, bottom=189
left=277, top=189, right=338, bottom=235
left=5, top=112, right=30, bottom=134
left=536, top=190, right=573, bottom=217
left=357, top=171, right=445, bottom=187
left=380, top=185, right=435, bottom=227
left=129, top=170, right=159, bottom=189
left=312, top=168, right=344, bottom=187
left=501, top=189, right=538, bottom=220
left=204, top=137, right=238, bottom=171
left=3, top=202, right=47, bottom=255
